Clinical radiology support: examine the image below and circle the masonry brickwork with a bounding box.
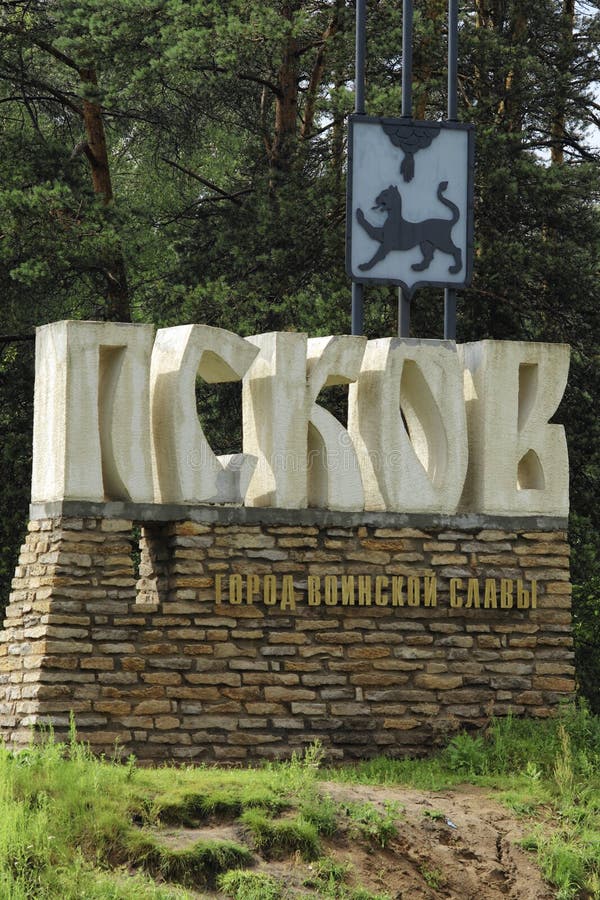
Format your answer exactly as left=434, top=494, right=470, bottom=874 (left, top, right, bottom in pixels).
left=0, top=514, right=574, bottom=762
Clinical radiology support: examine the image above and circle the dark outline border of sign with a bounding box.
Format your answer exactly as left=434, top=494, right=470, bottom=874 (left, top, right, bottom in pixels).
left=346, top=116, right=475, bottom=297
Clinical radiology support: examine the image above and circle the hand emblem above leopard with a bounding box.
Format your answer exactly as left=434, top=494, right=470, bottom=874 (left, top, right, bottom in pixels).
left=356, top=181, right=462, bottom=274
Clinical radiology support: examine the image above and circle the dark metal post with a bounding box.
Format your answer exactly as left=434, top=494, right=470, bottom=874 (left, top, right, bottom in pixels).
left=355, top=0, right=366, bottom=116
left=351, top=0, right=367, bottom=335
left=398, top=0, right=414, bottom=337
left=447, top=0, right=458, bottom=120
left=444, top=0, right=458, bottom=340
left=401, top=0, right=413, bottom=118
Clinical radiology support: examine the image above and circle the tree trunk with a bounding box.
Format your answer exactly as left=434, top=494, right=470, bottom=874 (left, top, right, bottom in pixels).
left=271, top=4, right=300, bottom=173
left=80, top=67, right=131, bottom=322
left=551, top=0, right=575, bottom=165
left=496, top=10, right=527, bottom=133
left=301, top=0, right=344, bottom=140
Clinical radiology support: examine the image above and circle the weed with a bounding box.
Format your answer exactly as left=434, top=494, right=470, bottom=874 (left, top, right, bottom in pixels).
left=553, top=724, right=575, bottom=803
left=420, top=865, right=446, bottom=890
left=343, top=801, right=400, bottom=849
left=422, top=809, right=446, bottom=821
left=218, top=868, right=284, bottom=900
left=443, top=732, right=487, bottom=776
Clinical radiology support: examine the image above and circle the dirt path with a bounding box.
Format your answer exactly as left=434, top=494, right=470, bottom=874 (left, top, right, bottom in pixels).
left=315, top=782, right=553, bottom=899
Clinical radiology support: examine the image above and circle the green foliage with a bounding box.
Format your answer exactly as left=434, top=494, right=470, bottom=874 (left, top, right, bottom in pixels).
left=218, top=869, right=284, bottom=900
left=342, top=801, right=400, bottom=849
left=420, top=865, right=446, bottom=890
left=422, top=809, right=446, bottom=821
left=299, top=794, right=338, bottom=838
left=443, top=732, right=488, bottom=776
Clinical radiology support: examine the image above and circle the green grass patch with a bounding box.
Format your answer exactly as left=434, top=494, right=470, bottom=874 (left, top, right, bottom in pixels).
left=218, top=869, right=284, bottom=899
left=127, top=834, right=252, bottom=889
left=239, top=808, right=321, bottom=860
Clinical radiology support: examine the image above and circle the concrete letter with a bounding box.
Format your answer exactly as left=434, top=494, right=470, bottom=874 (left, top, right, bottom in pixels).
left=243, top=333, right=366, bottom=508
left=306, top=335, right=367, bottom=511
left=348, top=338, right=468, bottom=512
left=150, top=324, right=259, bottom=503
left=459, top=341, right=569, bottom=516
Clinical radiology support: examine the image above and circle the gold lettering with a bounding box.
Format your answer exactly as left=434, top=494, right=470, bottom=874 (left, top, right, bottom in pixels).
left=375, top=575, right=389, bottom=606
left=215, top=573, right=224, bottom=605
left=357, top=575, right=372, bottom=606
left=516, top=578, right=530, bottom=609
left=500, top=578, right=513, bottom=609
left=531, top=579, right=537, bottom=609
left=246, top=573, right=260, bottom=605
left=407, top=576, right=420, bottom=607
left=324, top=575, right=338, bottom=606
left=484, top=578, right=498, bottom=609
left=466, top=578, right=481, bottom=609
left=264, top=574, right=277, bottom=606
left=391, top=576, right=405, bottom=606
left=308, top=575, right=321, bottom=606
left=424, top=576, right=437, bottom=607
left=230, top=573, right=243, bottom=605
left=450, top=578, right=463, bottom=608
left=341, top=575, right=355, bottom=606
left=280, top=575, right=296, bottom=610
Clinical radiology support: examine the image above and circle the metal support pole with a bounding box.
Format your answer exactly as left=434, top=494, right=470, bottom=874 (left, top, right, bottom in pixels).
left=444, top=0, right=458, bottom=340
left=402, top=0, right=413, bottom=118
left=351, top=0, right=367, bottom=335
left=447, top=0, right=458, bottom=121
left=355, top=0, right=366, bottom=116
left=398, top=0, right=413, bottom=337
left=352, top=283, right=364, bottom=337
left=399, top=290, right=411, bottom=338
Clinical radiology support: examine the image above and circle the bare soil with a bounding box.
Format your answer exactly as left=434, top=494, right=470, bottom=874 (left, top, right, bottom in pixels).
left=152, top=783, right=554, bottom=899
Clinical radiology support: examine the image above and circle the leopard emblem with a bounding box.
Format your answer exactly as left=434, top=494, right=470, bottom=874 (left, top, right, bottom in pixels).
left=356, top=181, right=462, bottom=274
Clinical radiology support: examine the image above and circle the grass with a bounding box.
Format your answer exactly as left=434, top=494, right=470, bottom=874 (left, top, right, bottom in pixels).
left=341, top=801, right=400, bottom=849
left=218, top=869, right=284, bottom=899
left=239, top=808, right=321, bottom=860
left=0, top=705, right=598, bottom=898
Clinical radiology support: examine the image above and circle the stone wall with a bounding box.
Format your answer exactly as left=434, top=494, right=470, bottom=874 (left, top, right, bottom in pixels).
left=0, top=508, right=574, bottom=762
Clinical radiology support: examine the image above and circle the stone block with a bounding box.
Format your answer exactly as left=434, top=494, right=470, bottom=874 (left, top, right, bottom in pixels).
left=414, top=674, right=463, bottom=690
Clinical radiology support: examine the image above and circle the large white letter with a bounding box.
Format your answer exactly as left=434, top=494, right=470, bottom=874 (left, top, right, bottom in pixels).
left=150, top=325, right=259, bottom=504
left=306, top=336, right=367, bottom=511
left=32, top=320, right=155, bottom=503
left=242, top=333, right=308, bottom=508
left=348, top=338, right=468, bottom=513
left=243, top=333, right=366, bottom=509
left=458, top=340, right=569, bottom=516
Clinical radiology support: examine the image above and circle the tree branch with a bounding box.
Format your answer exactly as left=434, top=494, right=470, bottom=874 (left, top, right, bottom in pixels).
left=161, top=157, right=249, bottom=205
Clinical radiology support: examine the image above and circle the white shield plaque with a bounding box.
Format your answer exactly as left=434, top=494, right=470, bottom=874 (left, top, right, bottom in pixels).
left=346, top=116, right=474, bottom=296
